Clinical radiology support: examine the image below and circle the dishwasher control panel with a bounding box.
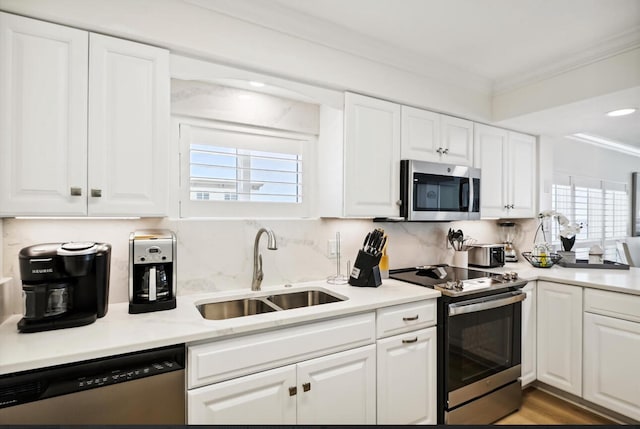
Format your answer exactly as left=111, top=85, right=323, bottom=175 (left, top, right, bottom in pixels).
left=76, top=360, right=178, bottom=389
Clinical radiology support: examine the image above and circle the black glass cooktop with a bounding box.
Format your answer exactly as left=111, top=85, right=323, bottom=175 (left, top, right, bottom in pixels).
left=389, top=265, right=494, bottom=286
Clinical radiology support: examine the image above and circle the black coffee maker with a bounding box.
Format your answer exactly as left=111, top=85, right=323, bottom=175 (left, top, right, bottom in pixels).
left=18, top=242, right=111, bottom=333
left=129, top=230, right=176, bottom=314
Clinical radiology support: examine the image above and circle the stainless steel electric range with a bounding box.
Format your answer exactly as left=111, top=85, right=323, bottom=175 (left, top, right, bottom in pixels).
left=390, top=265, right=528, bottom=425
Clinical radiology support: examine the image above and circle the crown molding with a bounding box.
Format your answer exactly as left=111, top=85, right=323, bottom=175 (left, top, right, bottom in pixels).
left=493, top=26, right=640, bottom=94
left=184, top=0, right=494, bottom=94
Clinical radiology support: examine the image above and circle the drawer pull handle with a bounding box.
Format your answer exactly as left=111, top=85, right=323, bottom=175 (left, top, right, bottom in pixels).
left=402, top=337, right=418, bottom=344
left=90, top=188, right=102, bottom=198
left=403, top=315, right=419, bottom=321
left=70, top=187, right=82, bottom=196
left=289, top=386, right=297, bottom=396
left=302, top=382, right=311, bottom=392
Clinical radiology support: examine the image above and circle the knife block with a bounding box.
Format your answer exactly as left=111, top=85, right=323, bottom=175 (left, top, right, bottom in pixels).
left=349, top=250, right=382, bottom=287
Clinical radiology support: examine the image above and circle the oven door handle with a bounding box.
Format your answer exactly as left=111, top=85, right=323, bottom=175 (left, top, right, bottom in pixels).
left=448, top=291, right=525, bottom=316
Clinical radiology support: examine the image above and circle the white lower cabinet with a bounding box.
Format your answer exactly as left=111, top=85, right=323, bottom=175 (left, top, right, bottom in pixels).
left=187, top=313, right=377, bottom=424
left=376, top=327, right=437, bottom=424
left=188, top=364, right=297, bottom=424
left=583, top=289, right=640, bottom=421
left=521, top=281, right=536, bottom=386
left=188, top=345, right=376, bottom=425
left=536, top=281, right=582, bottom=396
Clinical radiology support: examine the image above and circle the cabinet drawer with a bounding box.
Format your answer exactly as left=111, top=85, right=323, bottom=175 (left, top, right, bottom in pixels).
left=376, top=300, right=436, bottom=339
left=584, top=289, right=640, bottom=323
left=188, top=312, right=375, bottom=389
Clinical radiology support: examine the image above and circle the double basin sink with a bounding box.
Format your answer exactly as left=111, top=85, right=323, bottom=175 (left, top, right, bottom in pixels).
left=197, top=288, right=346, bottom=320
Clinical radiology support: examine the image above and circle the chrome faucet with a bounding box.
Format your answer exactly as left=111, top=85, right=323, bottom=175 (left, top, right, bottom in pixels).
left=252, top=228, right=278, bottom=291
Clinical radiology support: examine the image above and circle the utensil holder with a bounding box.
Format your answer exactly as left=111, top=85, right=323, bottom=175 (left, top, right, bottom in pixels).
left=349, top=250, right=382, bottom=287
left=452, top=250, right=468, bottom=268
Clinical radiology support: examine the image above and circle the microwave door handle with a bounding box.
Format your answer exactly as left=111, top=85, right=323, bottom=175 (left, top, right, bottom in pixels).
left=448, top=291, right=526, bottom=316
left=460, top=178, right=469, bottom=211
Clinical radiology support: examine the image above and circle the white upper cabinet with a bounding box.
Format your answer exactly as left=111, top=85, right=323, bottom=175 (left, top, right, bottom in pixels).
left=0, top=12, right=88, bottom=216
left=474, top=124, right=536, bottom=218
left=440, top=114, right=473, bottom=165
left=344, top=92, right=401, bottom=217
left=0, top=12, right=169, bottom=217
left=88, top=33, right=169, bottom=216
left=400, top=106, right=473, bottom=166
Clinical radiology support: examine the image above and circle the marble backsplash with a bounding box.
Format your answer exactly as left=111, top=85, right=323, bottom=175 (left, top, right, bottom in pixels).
left=1, top=217, right=538, bottom=316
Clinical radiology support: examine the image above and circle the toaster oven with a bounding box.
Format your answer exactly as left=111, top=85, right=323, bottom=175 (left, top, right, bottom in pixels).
left=468, top=244, right=505, bottom=268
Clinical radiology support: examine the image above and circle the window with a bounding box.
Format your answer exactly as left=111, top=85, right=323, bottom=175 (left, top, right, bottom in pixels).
left=179, top=121, right=314, bottom=218
left=551, top=175, right=629, bottom=260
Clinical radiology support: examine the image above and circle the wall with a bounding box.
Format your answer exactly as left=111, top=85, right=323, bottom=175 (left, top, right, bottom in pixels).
left=554, top=137, right=640, bottom=184
left=1, top=218, right=505, bottom=315
left=0, top=0, right=491, bottom=120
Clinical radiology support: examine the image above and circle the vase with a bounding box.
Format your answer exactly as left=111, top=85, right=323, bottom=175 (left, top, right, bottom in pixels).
left=561, top=236, right=576, bottom=251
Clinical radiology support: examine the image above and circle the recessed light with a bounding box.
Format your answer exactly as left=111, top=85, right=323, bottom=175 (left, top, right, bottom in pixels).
left=249, top=81, right=265, bottom=88
left=606, top=108, right=636, bottom=117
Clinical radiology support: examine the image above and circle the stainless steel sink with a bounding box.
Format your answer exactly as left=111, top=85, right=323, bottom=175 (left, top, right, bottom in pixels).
left=197, top=298, right=277, bottom=320
left=196, top=288, right=346, bottom=320
left=266, top=290, right=343, bottom=310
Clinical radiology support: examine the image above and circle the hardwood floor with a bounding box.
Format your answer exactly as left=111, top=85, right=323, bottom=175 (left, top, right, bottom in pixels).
left=495, top=387, right=618, bottom=425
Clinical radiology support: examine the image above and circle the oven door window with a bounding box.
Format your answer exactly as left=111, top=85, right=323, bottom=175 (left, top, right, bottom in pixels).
left=413, top=173, right=469, bottom=212
left=446, top=302, right=519, bottom=392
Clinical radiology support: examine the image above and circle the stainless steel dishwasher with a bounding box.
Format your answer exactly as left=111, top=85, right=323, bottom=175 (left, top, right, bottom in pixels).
left=0, top=344, right=185, bottom=424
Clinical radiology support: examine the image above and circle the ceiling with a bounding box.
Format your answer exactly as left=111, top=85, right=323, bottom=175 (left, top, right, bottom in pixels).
left=197, top=0, right=640, bottom=148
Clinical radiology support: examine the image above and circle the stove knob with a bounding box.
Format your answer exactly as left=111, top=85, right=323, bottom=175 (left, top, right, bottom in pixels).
left=510, top=272, right=518, bottom=280
left=502, top=273, right=512, bottom=281
left=455, top=280, right=464, bottom=291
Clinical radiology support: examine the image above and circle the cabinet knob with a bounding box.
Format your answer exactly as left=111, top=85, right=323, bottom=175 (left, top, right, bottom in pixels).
left=402, top=337, right=418, bottom=344
left=302, top=382, right=311, bottom=392
left=396, top=200, right=402, bottom=206
left=402, top=315, right=419, bottom=321
left=90, top=189, right=102, bottom=198
left=288, top=386, right=297, bottom=396
left=70, top=187, right=82, bottom=196
left=436, top=147, right=444, bottom=154
left=443, top=148, right=449, bottom=154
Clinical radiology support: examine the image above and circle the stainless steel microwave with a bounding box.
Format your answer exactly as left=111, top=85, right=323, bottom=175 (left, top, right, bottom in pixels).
left=400, top=160, right=481, bottom=221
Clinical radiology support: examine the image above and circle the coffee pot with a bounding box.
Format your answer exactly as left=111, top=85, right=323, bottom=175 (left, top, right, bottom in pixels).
left=129, top=230, right=176, bottom=314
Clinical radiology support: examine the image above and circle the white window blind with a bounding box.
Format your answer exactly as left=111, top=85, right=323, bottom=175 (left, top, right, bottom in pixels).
left=551, top=175, right=629, bottom=260
left=179, top=122, right=313, bottom=218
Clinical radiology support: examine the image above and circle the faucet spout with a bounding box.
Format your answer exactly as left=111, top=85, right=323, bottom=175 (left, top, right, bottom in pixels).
left=252, top=228, right=278, bottom=291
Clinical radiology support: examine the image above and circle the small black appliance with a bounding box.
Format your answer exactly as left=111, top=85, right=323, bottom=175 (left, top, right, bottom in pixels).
left=18, top=242, right=111, bottom=333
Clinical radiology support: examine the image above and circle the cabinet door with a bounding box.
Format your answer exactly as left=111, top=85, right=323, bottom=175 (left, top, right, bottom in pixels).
left=537, top=281, right=582, bottom=396
left=400, top=106, right=440, bottom=161
left=297, top=344, right=376, bottom=424
left=507, top=132, right=536, bottom=218
left=88, top=33, right=169, bottom=216
left=474, top=124, right=508, bottom=218
left=377, top=327, right=436, bottom=424
left=441, top=114, right=473, bottom=166
left=0, top=12, right=88, bottom=215
left=187, top=365, right=296, bottom=424
left=583, top=313, right=640, bottom=420
left=521, top=281, right=536, bottom=386
left=344, top=92, right=400, bottom=217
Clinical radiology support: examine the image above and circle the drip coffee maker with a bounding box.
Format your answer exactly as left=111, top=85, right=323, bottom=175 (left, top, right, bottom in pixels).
left=499, top=221, right=518, bottom=262
left=129, top=230, right=176, bottom=314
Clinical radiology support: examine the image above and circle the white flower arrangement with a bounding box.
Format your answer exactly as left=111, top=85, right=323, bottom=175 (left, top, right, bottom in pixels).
left=538, top=210, right=582, bottom=238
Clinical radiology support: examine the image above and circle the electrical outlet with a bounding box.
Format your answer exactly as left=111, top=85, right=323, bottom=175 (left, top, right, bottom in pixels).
left=327, top=239, right=337, bottom=258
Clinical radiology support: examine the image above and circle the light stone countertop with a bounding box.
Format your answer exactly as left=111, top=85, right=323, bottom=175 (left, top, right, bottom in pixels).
left=0, top=279, right=439, bottom=375
left=486, top=262, right=640, bottom=296
left=2, top=263, right=639, bottom=376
